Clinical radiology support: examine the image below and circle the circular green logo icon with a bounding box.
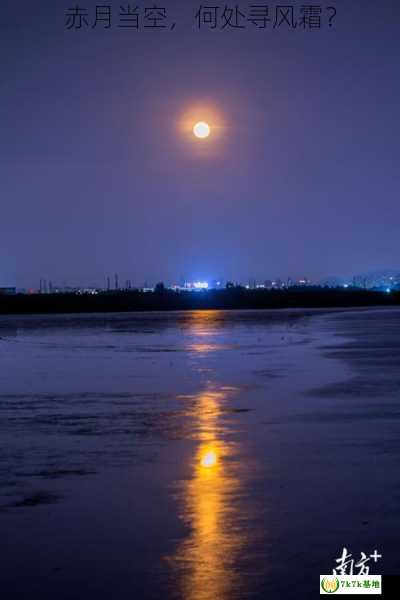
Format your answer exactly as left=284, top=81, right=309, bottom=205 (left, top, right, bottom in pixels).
left=321, top=576, right=340, bottom=594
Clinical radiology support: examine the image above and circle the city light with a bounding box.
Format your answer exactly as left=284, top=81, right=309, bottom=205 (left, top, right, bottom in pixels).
left=193, top=281, right=209, bottom=290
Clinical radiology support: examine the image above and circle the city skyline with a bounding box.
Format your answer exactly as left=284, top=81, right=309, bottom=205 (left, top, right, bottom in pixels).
left=3, top=267, right=400, bottom=295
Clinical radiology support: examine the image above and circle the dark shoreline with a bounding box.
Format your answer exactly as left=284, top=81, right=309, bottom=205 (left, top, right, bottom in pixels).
left=0, top=287, right=399, bottom=315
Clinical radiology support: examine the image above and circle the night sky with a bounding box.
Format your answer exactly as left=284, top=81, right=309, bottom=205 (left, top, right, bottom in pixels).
left=2, top=0, right=400, bottom=288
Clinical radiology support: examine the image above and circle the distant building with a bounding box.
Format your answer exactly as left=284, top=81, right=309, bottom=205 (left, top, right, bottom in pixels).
left=0, top=287, right=16, bottom=295
left=271, top=279, right=283, bottom=289
left=297, top=278, right=311, bottom=286
left=181, top=281, right=209, bottom=291
left=352, top=276, right=368, bottom=289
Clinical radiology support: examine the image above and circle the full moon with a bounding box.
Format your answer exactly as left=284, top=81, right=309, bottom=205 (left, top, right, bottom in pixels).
left=193, top=121, right=211, bottom=139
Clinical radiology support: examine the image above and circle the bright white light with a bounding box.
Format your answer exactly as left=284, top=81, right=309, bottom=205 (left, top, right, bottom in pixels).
left=193, top=281, right=209, bottom=289
left=386, top=288, right=391, bottom=293
left=200, top=449, right=217, bottom=468
left=343, top=284, right=349, bottom=289
left=193, top=122, right=210, bottom=139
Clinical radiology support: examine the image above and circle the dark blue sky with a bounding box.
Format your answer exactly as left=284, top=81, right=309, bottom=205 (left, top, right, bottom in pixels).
left=2, top=1, right=400, bottom=288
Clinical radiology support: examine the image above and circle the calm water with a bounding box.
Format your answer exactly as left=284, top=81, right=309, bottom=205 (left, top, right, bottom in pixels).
left=1, top=308, right=399, bottom=599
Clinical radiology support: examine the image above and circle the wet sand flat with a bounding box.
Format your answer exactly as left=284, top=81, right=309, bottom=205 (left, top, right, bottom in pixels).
left=0, top=308, right=399, bottom=599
